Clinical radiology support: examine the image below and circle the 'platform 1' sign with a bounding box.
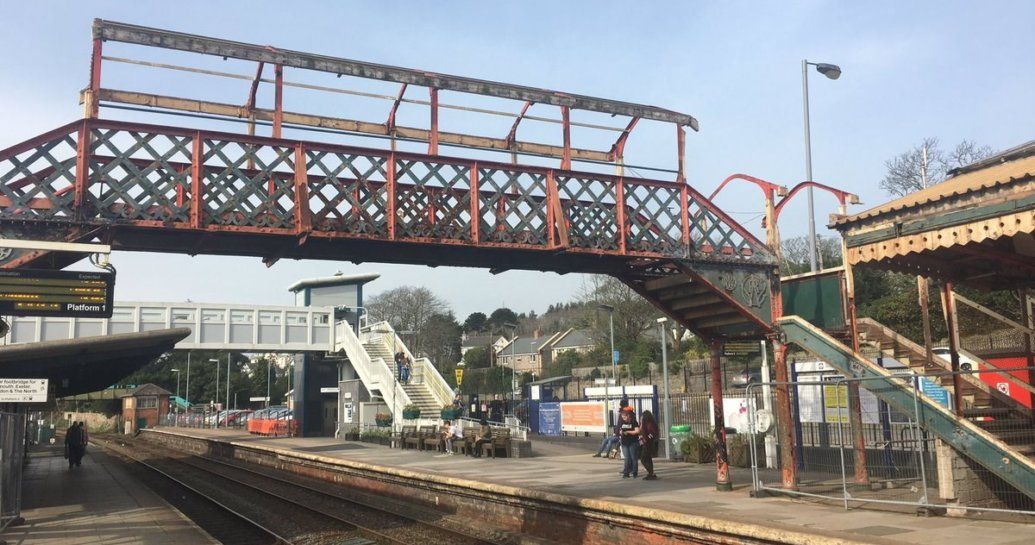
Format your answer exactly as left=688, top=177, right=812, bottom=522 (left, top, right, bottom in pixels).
left=0, top=268, right=114, bottom=318
left=0, top=378, right=49, bottom=403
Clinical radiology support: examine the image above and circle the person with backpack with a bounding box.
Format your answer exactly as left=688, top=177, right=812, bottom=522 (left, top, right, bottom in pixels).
left=638, top=410, right=660, bottom=480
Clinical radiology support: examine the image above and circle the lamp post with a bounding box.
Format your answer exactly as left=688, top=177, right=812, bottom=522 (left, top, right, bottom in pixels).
left=225, top=353, right=232, bottom=428
left=266, top=356, right=273, bottom=409
left=185, top=352, right=192, bottom=408
left=208, top=358, right=220, bottom=428
left=801, top=59, right=841, bottom=272
left=503, top=323, right=518, bottom=407
left=656, top=318, right=673, bottom=460
left=171, top=368, right=181, bottom=426
left=598, top=304, right=617, bottom=426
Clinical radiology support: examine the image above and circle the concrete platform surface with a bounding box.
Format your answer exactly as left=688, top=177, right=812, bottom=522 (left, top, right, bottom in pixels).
left=156, top=427, right=1035, bottom=545
left=2, top=444, right=218, bottom=545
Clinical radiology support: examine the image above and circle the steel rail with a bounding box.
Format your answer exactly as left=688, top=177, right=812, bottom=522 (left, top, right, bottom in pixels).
left=191, top=454, right=503, bottom=545
left=109, top=438, right=381, bottom=544
left=96, top=437, right=290, bottom=545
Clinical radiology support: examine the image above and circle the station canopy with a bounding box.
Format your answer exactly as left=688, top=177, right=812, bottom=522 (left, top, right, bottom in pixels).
left=0, top=328, right=189, bottom=398
left=832, top=140, right=1035, bottom=289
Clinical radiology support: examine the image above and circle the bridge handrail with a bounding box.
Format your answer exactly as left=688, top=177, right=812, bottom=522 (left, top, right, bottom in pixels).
left=334, top=320, right=411, bottom=414
left=0, top=118, right=776, bottom=266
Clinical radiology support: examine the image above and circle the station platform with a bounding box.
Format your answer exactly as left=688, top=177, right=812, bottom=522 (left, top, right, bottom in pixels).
left=148, top=427, right=1035, bottom=545
left=1, top=443, right=218, bottom=545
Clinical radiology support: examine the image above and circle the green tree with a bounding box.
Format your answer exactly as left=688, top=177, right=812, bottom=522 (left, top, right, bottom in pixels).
left=463, top=312, right=488, bottom=332
left=462, top=346, right=491, bottom=369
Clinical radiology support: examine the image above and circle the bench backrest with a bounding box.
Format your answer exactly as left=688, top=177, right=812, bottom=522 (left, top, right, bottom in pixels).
left=493, top=427, right=512, bottom=439
left=402, top=425, right=417, bottom=435
left=419, top=425, right=436, bottom=435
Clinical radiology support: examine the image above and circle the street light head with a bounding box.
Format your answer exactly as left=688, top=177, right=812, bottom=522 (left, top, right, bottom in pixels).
left=503, top=322, right=518, bottom=330
left=598, top=303, right=614, bottom=312
left=208, top=359, right=219, bottom=363
left=171, top=368, right=180, bottom=372
left=815, top=63, right=841, bottom=80
left=656, top=317, right=668, bottom=324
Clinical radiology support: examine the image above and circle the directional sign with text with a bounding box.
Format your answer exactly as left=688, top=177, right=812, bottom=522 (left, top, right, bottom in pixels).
left=0, top=378, right=49, bottom=403
left=0, top=269, right=114, bottom=318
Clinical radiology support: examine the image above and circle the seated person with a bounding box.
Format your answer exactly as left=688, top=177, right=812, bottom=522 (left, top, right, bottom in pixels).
left=442, top=420, right=455, bottom=453
left=471, top=419, right=493, bottom=457
left=593, top=420, right=621, bottom=458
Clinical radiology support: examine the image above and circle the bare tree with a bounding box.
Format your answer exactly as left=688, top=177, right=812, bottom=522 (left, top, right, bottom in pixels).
left=580, top=275, right=656, bottom=347
left=365, top=286, right=450, bottom=353
left=881, top=138, right=992, bottom=197
left=780, top=235, right=841, bottom=275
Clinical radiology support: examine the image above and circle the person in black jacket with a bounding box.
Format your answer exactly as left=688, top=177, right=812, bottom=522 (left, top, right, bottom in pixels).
left=64, top=423, right=84, bottom=469
left=638, top=410, right=660, bottom=480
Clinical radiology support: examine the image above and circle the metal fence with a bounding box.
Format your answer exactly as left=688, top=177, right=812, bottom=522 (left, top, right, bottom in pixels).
left=0, top=411, right=27, bottom=531
left=158, top=408, right=296, bottom=437
left=744, top=367, right=1035, bottom=516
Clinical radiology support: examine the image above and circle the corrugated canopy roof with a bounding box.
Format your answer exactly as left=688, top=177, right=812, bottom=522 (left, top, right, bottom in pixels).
left=833, top=142, right=1035, bottom=228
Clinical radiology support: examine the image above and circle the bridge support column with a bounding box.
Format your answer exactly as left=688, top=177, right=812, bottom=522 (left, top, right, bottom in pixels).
left=772, top=340, right=798, bottom=490
left=709, top=341, right=732, bottom=491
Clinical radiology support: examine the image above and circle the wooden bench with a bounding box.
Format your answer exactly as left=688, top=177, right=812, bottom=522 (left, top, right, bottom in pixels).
left=481, top=427, right=512, bottom=458
left=406, top=425, right=436, bottom=450
left=395, top=425, right=417, bottom=449
left=453, top=428, right=477, bottom=455
left=423, top=425, right=447, bottom=452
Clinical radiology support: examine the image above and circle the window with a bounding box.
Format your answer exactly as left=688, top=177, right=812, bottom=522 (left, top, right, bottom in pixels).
left=138, top=396, right=158, bottom=409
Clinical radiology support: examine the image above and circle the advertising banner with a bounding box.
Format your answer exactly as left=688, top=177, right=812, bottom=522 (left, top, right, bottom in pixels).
left=560, top=401, right=606, bottom=433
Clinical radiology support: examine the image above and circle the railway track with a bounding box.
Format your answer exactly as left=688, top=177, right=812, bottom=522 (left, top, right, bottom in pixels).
left=97, top=436, right=505, bottom=545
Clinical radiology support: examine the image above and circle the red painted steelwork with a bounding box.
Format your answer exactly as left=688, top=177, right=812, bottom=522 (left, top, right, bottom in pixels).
left=710, top=341, right=733, bottom=491
left=273, top=65, right=284, bottom=138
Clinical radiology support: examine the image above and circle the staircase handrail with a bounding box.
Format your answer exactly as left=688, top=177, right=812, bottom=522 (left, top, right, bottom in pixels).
left=859, top=316, right=1035, bottom=404
left=780, top=315, right=1035, bottom=500
left=334, top=320, right=411, bottom=414
left=360, top=320, right=454, bottom=408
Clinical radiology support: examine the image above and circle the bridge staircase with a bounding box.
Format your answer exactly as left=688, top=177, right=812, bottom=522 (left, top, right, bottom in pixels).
left=780, top=315, right=1035, bottom=500
left=331, top=320, right=452, bottom=420
left=858, top=317, right=1034, bottom=427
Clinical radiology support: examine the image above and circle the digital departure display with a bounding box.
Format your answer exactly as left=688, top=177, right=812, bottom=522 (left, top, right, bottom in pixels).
left=0, top=269, right=114, bottom=318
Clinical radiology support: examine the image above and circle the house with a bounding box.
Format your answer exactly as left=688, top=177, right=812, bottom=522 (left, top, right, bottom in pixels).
left=496, top=332, right=564, bottom=375
left=547, top=328, right=596, bottom=360
left=120, top=383, right=172, bottom=433
left=460, top=333, right=508, bottom=357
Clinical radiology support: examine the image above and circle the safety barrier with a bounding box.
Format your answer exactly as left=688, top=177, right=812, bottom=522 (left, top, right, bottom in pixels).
left=0, top=412, right=26, bottom=531
left=745, top=368, right=1035, bottom=516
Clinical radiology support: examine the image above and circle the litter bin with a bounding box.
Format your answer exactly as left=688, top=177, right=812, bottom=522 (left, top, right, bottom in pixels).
left=669, top=424, right=690, bottom=454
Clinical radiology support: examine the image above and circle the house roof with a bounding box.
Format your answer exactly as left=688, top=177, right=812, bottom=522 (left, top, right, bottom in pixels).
left=551, top=329, right=595, bottom=350
left=499, top=333, right=563, bottom=356
left=287, top=271, right=380, bottom=292
left=461, top=334, right=501, bottom=348
left=122, top=383, right=173, bottom=398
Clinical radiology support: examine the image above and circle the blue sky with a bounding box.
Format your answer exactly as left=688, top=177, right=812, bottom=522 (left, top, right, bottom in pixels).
left=2, top=2, right=1033, bottom=318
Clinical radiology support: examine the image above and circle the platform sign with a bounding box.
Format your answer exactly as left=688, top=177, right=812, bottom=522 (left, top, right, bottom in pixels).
left=538, top=402, right=561, bottom=436
left=0, top=378, right=48, bottom=403
left=919, top=378, right=951, bottom=408
left=0, top=269, right=114, bottom=318
left=723, top=341, right=761, bottom=357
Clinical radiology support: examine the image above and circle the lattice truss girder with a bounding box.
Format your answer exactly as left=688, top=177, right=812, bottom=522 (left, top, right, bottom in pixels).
left=0, top=120, right=775, bottom=266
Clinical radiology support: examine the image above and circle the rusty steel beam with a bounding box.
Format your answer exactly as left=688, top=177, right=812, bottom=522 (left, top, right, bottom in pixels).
left=94, top=19, right=699, bottom=129
left=93, top=88, right=613, bottom=163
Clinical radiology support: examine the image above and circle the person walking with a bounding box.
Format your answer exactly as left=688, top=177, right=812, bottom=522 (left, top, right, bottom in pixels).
left=394, top=352, right=406, bottom=382
left=64, top=422, right=84, bottom=469
left=638, top=410, right=660, bottom=480
left=618, top=407, right=641, bottom=478
left=401, top=357, right=412, bottom=384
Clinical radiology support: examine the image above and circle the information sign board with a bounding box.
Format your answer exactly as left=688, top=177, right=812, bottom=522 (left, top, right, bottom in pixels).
left=0, top=378, right=49, bottom=403
left=538, top=402, right=561, bottom=436
left=0, top=269, right=114, bottom=318
left=560, top=401, right=606, bottom=433
left=723, top=341, right=761, bottom=357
